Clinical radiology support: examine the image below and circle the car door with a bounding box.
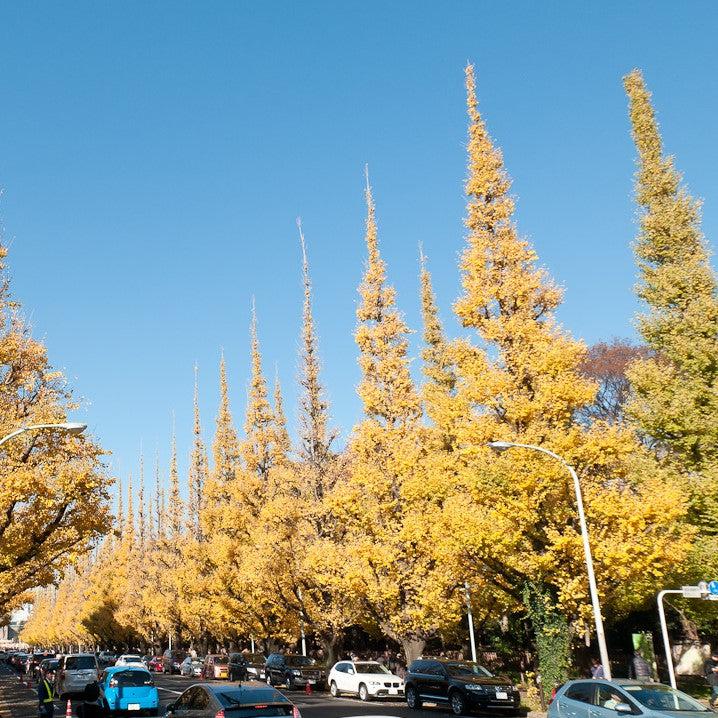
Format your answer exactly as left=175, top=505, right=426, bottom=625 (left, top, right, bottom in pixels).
left=558, top=682, right=596, bottom=718
left=427, top=663, right=450, bottom=702
left=337, top=663, right=353, bottom=693
left=590, top=684, right=636, bottom=718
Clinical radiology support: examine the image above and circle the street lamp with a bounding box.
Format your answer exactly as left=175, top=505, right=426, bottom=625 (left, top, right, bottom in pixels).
left=488, top=440, right=612, bottom=679
left=0, top=422, right=87, bottom=448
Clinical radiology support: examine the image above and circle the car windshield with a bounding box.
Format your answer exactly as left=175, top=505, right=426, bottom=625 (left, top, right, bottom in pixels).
left=284, top=656, right=313, bottom=667
left=114, top=670, right=153, bottom=687
left=65, top=657, right=96, bottom=670
left=217, top=692, right=291, bottom=715
left=123, top=656, right=142, bottom=662
left=623, top=684, right=710, bottom=712
left=354, top=663, right=391, bottom=675
left=444, top=662, right=493, bottom=677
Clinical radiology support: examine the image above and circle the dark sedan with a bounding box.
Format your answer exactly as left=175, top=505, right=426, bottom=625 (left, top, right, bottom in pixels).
left=165, top=682, right=299, bottom=718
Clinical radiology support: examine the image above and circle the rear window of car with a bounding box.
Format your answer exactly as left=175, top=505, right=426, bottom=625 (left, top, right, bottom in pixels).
left=216, top=692, right=291, bottom=715
left=65, top=657, right=97, bottom=670
left=115, top=670, right=153, bottom=687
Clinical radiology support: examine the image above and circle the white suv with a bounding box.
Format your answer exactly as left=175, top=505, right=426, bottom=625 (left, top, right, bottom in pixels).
left=55, top=654, right=99, bottom=699
left=329, top=660, right=404, bottom=701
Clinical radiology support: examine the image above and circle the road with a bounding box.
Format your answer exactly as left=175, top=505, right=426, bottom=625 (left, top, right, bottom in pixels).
left=1, top=665, right=517, bottom=718
left=150, top=671, right=457, bottom=718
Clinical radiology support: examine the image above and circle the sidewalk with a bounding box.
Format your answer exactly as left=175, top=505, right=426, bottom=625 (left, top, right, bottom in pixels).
left=0, top=666, right=39, bottom=718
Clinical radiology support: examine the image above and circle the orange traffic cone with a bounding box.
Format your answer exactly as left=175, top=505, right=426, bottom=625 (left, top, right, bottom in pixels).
left=305, top=682, right=312, bottom=696
left=66, top=698, right=72, bottom=717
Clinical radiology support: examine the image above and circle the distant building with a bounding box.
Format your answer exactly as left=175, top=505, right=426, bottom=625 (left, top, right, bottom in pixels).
left=0, top=605, right=31, bottom=647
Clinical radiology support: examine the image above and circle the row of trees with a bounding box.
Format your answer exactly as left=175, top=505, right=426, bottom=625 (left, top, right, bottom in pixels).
left=21, top=67, right=718, bottom=691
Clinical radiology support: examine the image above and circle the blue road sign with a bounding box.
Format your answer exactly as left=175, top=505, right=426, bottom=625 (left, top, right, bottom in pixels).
left=708, top=580, right=718, bottom=596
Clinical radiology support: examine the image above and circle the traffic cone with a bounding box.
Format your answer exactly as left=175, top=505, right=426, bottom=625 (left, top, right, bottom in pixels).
left=66, top=698, right=72, bottom=717
left=305, top=682, right=312, bottom=696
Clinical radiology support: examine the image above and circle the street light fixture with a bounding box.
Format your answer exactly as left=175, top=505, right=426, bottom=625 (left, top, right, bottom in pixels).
left=487, top=440, right=612, bottom=679
left=0, top=422, right=87, bottom=448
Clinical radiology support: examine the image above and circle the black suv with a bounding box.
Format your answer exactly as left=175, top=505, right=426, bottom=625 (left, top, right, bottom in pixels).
left=229, top=653, right=266, bottom=682
left=405, top=659, right=521, bottom=716
left=265, top=654, right=326, bottom=690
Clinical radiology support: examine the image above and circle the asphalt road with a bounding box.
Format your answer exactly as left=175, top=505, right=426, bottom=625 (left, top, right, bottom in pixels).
left=150, top=671, right=458, bottom=718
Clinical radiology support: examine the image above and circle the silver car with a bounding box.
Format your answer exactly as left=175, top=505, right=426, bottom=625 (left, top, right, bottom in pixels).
left=549, top=679, right=712, bottom=718
left=55, top=653, right=99, bottom=699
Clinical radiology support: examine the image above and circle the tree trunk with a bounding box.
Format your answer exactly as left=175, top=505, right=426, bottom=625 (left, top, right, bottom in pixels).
left=318, top=632, right=342, bottom=666
left=400, top=636, right=426, bottom=665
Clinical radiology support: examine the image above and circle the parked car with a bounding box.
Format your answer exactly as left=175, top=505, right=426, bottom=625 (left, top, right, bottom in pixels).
left=39, top=658, right=60, bottom=684
left=55, top=653, right=101, bottom=700
left=548, top=679, right=712, bottom=718
left=99, top=666, right=159, bottom=716
left=329, top=660, right=404, bottom=701
left=165, top=682, right=300, bottom=718
left=265, top=654, right=326, bottom=690
left=98, top=651, right=118, bottom=667
left=229, top=653, right=266, bottom=682
left=29, top=653, right=55, bottom=679
left=116, top=654, right=147, bottom=668
left=163, top=649, right=189, bottom=675
left=202, top=654, right=230, bottom=680
left=404, top=658, right=520, bottom=716
left=147, top=656, right=164, bottom=673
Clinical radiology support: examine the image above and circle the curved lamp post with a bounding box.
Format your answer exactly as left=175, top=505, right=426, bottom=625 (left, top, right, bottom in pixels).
left=488, top=440, right=611, bottom=680
left=0, top=422, right=87, bottom=448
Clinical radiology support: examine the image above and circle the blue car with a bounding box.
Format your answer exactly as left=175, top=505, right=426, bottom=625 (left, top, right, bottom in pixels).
left=100, top=666, right=160, bottom=716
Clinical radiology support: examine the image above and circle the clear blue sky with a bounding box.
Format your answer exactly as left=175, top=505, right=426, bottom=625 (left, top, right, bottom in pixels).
left=1, top=2, right=717, bottom=500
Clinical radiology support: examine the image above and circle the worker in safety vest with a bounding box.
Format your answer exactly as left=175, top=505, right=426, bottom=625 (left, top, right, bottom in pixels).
left=37, top=675, right=54, bottom=718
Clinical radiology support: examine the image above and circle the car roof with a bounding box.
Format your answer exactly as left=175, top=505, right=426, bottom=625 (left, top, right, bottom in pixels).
left=563, top=679, right=666, bottom=688
left=105, top=665, right=151, bottom=674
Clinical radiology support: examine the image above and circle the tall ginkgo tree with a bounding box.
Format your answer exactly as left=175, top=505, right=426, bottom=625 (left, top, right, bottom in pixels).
left=442, top=64, right=691, bottom=692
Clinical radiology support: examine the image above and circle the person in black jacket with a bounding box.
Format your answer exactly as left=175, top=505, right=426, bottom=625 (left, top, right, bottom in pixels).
left=704, top=651, right=718, bottom=708
left=75, top=682, right=107, bottom=718
left=36, top=675, right=55, bottom=718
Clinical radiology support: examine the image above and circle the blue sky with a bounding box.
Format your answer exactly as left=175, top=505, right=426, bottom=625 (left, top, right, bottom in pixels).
left=1, top=2, right=717, bottom=500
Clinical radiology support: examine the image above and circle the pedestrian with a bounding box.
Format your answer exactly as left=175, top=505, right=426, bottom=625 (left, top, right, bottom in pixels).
left=36, top=673, right=54, bottom=718
left=75, top=682, right=106, bottom=718
left=590, top=657, right=605, bottom=679
left=629, top=650, right=652, bottom=681
left=704, top=650, right=718, bottom=708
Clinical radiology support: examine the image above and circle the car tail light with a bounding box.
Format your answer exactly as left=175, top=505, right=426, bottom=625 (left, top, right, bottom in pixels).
left=214, top=711, right=225, bottom=718
left=293, top=706, right=302, bottom=718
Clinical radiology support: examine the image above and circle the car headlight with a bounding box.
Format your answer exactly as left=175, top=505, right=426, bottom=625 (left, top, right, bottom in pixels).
left=292, top=670, right=301, bottom=676
left=465, top=684, right=485, bottom=691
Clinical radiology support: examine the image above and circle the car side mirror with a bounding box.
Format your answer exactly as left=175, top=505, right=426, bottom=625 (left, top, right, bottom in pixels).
left=615, top=704, right=633, bottom=714
left=348, top=668, right=354, bottom=675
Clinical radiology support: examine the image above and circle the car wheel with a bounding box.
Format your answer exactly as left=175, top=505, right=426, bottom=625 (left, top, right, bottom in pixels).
left=450, top=690, right=466, bottom=716
left=266, top=674, right=273, bottom=686
left=330, top=680, right=339, bottom=697
left=286, top=675, right=295, bottom=690
left=358, top=683, right=370, bottom=702
left=406, top=685, right=422, bottom=710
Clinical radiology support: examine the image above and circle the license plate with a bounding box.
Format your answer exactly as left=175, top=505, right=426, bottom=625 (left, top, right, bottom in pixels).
left=128, top=704, right=141, bottom=711
left=389, top=688, right=398, bottom=695
left=496, top=692, right=508, bottom=700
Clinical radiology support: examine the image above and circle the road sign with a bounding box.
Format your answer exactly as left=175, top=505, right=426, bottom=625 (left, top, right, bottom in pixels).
left=682, top=585, right=703, bottom=598
left=708, top=581, right=718, bottom=596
